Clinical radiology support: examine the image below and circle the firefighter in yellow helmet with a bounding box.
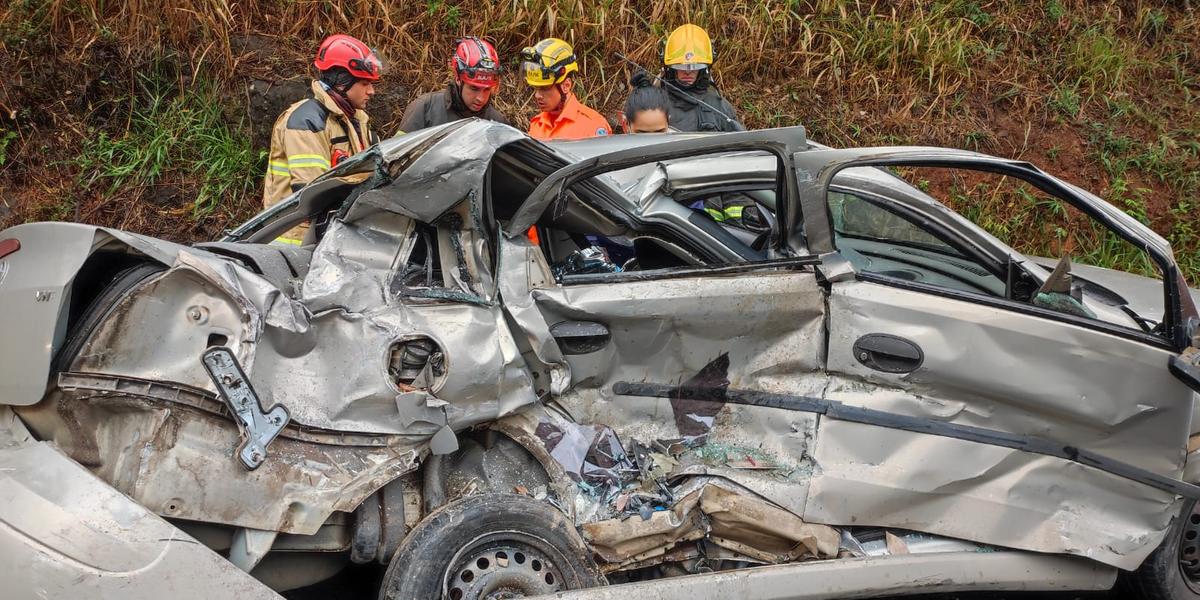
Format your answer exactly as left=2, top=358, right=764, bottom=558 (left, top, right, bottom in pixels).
left=522, top=38, right=611, bottom=140
left=661, top=24, right=744, bottom=132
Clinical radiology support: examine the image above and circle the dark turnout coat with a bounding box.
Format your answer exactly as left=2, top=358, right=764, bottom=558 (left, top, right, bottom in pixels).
left=397, top=85, right=511, bottom=133
left=665, top=85, right=745, bottom=133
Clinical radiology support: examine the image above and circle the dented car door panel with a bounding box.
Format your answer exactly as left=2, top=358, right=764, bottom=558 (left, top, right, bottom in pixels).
left=815, top=279, right=1191, bottom=569
left=791, top=148, right=1200, bottom=570
left=528, top=268, right=829, bottom=516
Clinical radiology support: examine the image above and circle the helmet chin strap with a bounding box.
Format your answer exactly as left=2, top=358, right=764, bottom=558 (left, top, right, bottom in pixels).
left=551, top=83, right=568, bottom=115
left=450, top=79, right=472, bottom=114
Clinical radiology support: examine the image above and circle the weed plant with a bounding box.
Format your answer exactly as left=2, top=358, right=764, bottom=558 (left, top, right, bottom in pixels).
left=0, top=0, right=1196, bottom=281
left=74, top=75, right=263, bottom=219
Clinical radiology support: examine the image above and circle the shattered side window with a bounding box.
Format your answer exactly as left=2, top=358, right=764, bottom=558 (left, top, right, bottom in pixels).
left=859, top=167, right=1167, bottom=333
left=392, top=222, right=444, bottom=291
left=389, top=210, right=492, bottom=306
left=829, top=191, right=958, bottom=255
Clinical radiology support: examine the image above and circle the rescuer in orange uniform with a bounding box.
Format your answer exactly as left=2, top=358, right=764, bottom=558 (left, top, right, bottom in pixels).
left=521, top=38, right=611, bottom=140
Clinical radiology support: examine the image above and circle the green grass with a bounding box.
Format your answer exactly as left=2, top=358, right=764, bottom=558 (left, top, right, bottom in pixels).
left=0, top=129, right=16, bottom=166
left=74, top=74, right=264, bottom=219
left=1068, top=26, right=1135, bottom=96
left=3, top=0, right=1198, bottom=281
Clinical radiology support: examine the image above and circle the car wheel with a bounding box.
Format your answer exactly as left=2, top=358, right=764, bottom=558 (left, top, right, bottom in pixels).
left=378, top=493, right=602, bottom=600
left=1126, top=499, right=1200, bottom=599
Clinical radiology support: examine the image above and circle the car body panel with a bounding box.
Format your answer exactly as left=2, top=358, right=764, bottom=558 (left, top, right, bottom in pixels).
left=0, top=407, right=282, bottom=599
left=2, top=122, right=1197, bottom=594
left=0, top=223, right=194, bottom=406
left=815, top=279, right=1189, bottom=569
left=494, top=129, right=1198, bottom=571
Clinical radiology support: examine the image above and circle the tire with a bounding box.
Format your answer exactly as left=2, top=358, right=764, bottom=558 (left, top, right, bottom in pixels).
left=1125, top=498, right=1200, bottom=600
left=379, top=493, right=603, bottom=600
left=53, top=262, right=166, bottom=371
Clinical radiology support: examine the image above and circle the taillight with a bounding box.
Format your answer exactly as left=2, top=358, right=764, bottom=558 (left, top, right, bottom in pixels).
left=0, top=238, right=19, bottom=260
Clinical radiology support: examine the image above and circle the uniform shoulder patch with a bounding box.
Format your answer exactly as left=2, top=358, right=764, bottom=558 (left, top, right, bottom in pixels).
left=597, top=128, right=608, bottom=136
left=286, top=99, right=329, bottom=132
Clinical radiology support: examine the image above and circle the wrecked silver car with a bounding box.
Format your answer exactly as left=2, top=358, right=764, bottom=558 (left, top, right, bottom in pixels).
left=2, top=120, right=1200, bottom=600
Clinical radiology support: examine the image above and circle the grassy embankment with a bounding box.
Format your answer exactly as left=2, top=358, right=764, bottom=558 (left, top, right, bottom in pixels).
left=0, top=1, right=1196, bottom=280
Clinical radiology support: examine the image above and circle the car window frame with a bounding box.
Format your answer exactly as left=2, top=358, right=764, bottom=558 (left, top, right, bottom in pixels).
left=508, top=128, right=811, bottom=260
left=795, top=148, right=1195, bottom=351
left=825, top=186, right=1014, bottom=298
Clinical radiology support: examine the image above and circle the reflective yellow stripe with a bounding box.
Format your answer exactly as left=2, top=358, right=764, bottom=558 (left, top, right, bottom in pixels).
left=724, top=205, right=744, bottom=219
left=705, top=208, right=726, bottom=222
left=268, top=160, right=290, bottom=175
left=272, top=237, right=303, bottom=246
left=287, top=160, right=330, bottom=169
left=287, top=154, right=330, bottom=170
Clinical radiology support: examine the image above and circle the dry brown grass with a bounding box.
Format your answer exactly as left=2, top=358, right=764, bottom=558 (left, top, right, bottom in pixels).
left=0, top=0, right=1198, bottom=277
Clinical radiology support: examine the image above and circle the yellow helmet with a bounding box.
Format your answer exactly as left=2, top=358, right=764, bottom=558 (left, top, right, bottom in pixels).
left=521, top=38, right=579, bottom=86
left=663, top=24, right=713, bottom=70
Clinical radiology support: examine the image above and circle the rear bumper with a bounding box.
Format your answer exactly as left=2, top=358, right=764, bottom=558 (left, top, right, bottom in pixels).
left=0, top=407, right=281, bottom=600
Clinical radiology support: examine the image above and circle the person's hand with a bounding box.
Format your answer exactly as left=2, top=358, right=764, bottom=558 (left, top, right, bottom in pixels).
left=629, top=69, right=653, bottom=89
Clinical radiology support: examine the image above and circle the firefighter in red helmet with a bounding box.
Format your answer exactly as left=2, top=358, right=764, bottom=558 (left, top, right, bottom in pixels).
left=263, top=34, right=382, bottom=244
left=398, top=36, right=511, bottom=133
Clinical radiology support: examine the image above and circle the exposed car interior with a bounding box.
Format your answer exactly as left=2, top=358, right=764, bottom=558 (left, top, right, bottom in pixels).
left=212, top=139, right=1169, bottom=339
left=486, top=147, right=765, bottom=282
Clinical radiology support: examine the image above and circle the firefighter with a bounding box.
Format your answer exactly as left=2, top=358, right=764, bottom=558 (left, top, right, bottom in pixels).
left=660, top=24, right=744, bottom=132
left=398, top=36, right=510, bottom=133
left=263, top=34, right=382, bottom=244
left=522, top=38, right=611, bottom=140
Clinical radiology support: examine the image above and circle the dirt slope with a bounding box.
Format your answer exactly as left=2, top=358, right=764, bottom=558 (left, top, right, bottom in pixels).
left=0, top=1, right=1196, bottom=278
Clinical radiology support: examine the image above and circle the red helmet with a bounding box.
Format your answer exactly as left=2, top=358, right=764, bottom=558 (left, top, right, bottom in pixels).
left=450, top=37, right=501, bottom=88
left=314, top=34, right=382, bottom=81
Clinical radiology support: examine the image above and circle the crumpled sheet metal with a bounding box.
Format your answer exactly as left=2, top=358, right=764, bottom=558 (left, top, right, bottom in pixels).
left=526, top=271, right=827, bottom=516
left=176, top=251, right=311, bottom=335
left=300, top=217, right=408, bottom=313
left=805, top=419, right=1180, bottom=571
left=15, top=391, right=420, bottom=535
left=266, top=204, right=534, bottom=434
left=73, top=247, right=313, bottom=388
left=73, top=262, right=259, bottom=391
left=247, top=295, right=534, bottom=435
left=582, top=483, right=840, bottom=566
left=497, top=234, right=571, bottom=395
left=346, top=119, right=526, bottom=224
left=81, top=202, right=533, bottom=435
left=0, top=435, right=282, bottom=600
left=809, top=280, right=1191, bottom=569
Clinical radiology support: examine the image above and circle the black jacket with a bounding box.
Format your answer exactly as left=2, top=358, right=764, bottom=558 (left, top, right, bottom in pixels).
left=666, top=85, right=745, bottom=133
left=397, top=85, right=511, bottom=133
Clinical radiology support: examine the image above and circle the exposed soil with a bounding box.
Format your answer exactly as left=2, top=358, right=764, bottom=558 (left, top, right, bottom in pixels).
left=0, top=1, right=1196, bottom=279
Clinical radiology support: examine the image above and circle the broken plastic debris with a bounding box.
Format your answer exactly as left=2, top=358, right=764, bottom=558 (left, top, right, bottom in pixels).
left=430, top=425, right=459, bottom=455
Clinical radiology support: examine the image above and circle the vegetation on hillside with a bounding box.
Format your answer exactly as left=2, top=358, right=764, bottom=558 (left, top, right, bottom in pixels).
left=0, top=0, right=1196, bottom=279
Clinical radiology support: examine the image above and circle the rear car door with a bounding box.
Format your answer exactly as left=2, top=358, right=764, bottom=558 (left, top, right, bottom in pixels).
left=794, top=148, right=1200, bottom=570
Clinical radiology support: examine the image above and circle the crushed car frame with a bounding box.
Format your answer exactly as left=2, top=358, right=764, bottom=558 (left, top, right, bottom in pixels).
left=2, top=120, right=1200, bottom=600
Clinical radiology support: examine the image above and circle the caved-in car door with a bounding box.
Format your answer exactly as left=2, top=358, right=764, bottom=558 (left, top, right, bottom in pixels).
left=793, top=148, right=1200, bottom=570
left=498, top=130, right=831, bottom=514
